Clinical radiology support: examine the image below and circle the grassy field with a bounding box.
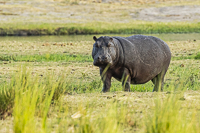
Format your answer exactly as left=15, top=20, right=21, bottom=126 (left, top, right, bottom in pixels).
left=0, top=35, right=200, bottom=132
left=0, top=0, right=200, bottom=35
left=0, top=0, right=200, bottom=132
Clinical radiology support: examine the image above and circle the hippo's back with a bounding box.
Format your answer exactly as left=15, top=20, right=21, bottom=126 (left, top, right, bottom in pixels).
left=125, top=35, right=171, bottom=65
left=118, top=35, right=171, bottom=84
left=126, top=35, right=171, bottom=54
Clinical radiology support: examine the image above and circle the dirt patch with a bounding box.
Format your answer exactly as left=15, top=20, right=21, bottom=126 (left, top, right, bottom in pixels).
left=0, top=1, right=200, bottom=23
left=132, top=5, right=200, bottom=22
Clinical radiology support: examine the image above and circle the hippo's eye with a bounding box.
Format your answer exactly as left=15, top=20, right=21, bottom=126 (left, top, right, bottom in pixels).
left=95, top=43, right=99, bottom=48
left=107, top=43, right=111, bottom=47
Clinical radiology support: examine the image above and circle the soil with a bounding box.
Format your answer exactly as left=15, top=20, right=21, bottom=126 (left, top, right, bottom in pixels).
left=132, top=5, right=200, bottom=22
left=0, top=1, right=200, bottom=23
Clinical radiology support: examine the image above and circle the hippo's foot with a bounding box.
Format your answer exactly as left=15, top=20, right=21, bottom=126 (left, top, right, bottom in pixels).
left=101, top=76, right=111, bottom=93
left=152, top=69, right=166, bottom=92
left=100, top=69, right=112, bottom=93
left=122, top=68, right=131, bottom=92
left=101, top=87, right=110, bottom=93
left=122, top=82, right=130, bottom=92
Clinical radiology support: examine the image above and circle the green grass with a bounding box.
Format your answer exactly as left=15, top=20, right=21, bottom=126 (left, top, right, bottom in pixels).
left=0, top=53, right=93, bottom=62
left=1, top=21, right=200, bottom=36
left=0, top=62, right=199, bottom=113
left=194, top=52, right=200, bottom=59
left=171, top=55, right=196, bottom=60
left=0, top=36, right=200, bottom=132
left=1, top=52, right=199, bottom=63
left=0, top=66, right=200, bottom=132
left=12, top=68, right=63, bottom=133
left=0, top=58, right=199, bottom=132
left=171, top=52, right=200, bottom=60
left=145, top=93, right=198, bottom=133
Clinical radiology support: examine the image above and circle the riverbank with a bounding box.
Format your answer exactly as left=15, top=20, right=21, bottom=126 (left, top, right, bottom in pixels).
left=1, top=0, right=200, bottom=36
left=1, top=21, right=200, bottom=36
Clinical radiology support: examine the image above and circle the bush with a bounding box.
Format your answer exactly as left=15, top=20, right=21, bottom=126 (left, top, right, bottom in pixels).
left=194, top=52, right=200, bottom=59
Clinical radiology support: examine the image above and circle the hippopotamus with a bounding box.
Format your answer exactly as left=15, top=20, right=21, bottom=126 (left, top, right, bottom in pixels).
left=92, top=35, right=171, bottom=92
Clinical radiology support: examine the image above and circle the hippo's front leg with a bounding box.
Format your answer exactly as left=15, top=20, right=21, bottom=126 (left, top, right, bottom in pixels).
left=122, top=68, right=131, bottom=92
left=100, top=68, right=112, bottom=92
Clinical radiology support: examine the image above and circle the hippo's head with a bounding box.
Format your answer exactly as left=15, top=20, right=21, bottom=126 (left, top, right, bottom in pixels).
left=92, top=36, right=118, bottom=67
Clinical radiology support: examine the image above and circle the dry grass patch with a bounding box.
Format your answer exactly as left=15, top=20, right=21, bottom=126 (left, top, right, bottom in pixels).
left=0, top=40, right=92, bottom=55
left=167, top=40, right=200, bottom=58
left=0, top=0, right=200, bottom=24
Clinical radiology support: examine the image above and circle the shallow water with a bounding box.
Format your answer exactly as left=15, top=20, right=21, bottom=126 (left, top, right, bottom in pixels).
left=0, top=33, right=199, bottom=42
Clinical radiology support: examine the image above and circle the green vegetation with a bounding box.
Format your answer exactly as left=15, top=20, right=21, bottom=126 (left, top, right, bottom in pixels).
left=194, top=52, right=200, bottom=59
left=0, top=54, right=92, bottom=62
left=0, top=67, right=200, bottom=132
left=1, top=21, right=200, bottom=36
left=170, top=52, right=200, bottom=60
left=0, top=52, right=199, bottom=63
left=145, top=93, right=199, bottom=133
left=1, top=0, right=200, bottom=36
left=0, top=0, right=200, bottom=131
left=172, top=55, right=197, bottom=60
left=0, top=36, right=200, bottom=132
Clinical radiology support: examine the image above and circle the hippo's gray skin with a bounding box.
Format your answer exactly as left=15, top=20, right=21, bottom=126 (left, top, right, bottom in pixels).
left=92, top=35, right=171, bottom=92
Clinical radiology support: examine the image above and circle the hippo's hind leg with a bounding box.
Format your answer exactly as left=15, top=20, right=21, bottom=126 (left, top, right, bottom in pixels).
left=122, top=68, right=131, bottom=92
left=152, top=69, right=166, bottom=92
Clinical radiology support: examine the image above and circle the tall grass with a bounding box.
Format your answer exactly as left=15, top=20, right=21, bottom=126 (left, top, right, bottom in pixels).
left=0, top=64, right=200, bottom=132
left=145, top=93, right=199, bottom=133
left=8, top=67, right=74, bottom=132
left=168, top=65, right=200, bottom=91
left=0, top=67, right=67, bottom=117
left=0, top=66, right=102, bottom=118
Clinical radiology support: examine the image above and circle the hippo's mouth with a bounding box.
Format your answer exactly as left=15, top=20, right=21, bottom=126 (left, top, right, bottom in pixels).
left=93, top=60, right=112, bottom=67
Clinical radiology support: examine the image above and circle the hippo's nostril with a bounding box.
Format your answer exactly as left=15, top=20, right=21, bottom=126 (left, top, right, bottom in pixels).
left=101, top=56, right=108, bottom=61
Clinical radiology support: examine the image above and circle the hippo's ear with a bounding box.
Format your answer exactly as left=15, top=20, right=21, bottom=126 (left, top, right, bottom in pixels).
left=109, top=37, right=113, bottom=42
left=93, top=36, right=97, bottom=41
left=107, top=37, right=114, bottom=47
